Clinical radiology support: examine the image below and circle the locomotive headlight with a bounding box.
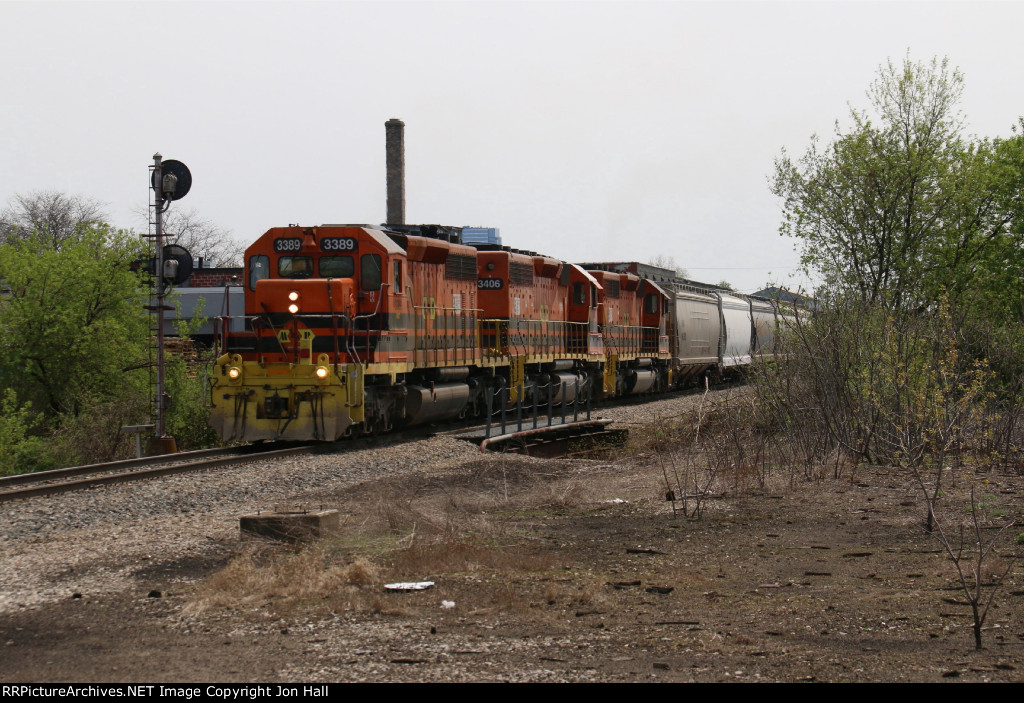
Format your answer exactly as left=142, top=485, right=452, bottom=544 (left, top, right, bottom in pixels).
left=227, top=366, right=241, bottom=380
left=288, top=290, right=299, bottom=301
left=315, top=366, right=329, bottom=379
left=288, top=303, right=299, bottom=314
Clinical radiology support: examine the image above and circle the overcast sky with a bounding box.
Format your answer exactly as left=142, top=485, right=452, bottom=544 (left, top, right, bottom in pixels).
left=2, top=1, right=1023, bottom=294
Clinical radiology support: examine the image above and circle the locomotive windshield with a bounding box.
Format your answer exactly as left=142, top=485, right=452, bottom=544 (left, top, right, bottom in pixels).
left=320, top=256, right=355, bottom=278
left=279, top=256, right=314, bottom=278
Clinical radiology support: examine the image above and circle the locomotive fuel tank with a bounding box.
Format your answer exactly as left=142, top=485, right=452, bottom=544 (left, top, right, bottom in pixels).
left=404, top=383, right=471, bottom=425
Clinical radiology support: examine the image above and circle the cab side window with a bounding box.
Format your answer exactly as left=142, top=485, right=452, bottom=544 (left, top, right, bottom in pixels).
left=249, top=255, right=269, bottom=291
left=645, top=293, right=659, bottom=315
left=572, top=282, right=586, bottom=305
left=361, top=254, right=382, bottom=291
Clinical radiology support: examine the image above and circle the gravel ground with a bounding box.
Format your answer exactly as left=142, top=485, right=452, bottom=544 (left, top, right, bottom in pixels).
left=0, top=391, right=701, bottom=615
left=6, top=387, right=1018, bottom=683
left=0, top=436, right=479, bottom=613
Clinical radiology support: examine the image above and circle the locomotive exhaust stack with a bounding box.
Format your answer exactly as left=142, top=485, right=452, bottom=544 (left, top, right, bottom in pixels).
left=385, top=118, right=405, bottom=225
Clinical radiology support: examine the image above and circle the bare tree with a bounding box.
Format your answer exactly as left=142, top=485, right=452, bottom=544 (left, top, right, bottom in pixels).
left=0, top=191, right=107, bottom=250
left=157, top=207, right=244, bottom=267
left=647, top=255, right=688, bottom=279
left=917, top=482, right=1018, bottom=650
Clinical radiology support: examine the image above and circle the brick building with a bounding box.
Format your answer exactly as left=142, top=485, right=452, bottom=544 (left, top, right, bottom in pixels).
left=185, top=267, right=242, bottom=287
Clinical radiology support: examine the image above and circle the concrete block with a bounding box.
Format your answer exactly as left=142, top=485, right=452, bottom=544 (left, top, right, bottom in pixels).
left=239, top=509, right=339, bottom=542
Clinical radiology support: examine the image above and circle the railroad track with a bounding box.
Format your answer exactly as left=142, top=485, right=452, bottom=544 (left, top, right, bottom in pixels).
left=0, top=443, right=331, bottom=503
left=0, top=415, right=591, bottom=503
left=0, top=385, right=724, bottom=504
left=0, top=419, right=456, bottom=503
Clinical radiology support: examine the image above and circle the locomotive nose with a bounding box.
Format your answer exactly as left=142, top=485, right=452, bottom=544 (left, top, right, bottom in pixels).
left=253, top=278, right=355, bottom=316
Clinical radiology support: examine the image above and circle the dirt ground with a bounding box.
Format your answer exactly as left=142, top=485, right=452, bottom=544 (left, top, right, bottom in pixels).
left=2, top=434, right=1023, bottom=682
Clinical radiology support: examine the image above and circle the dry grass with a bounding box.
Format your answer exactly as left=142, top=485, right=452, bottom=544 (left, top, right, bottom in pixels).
left=185, top=548, right=379, bottom=615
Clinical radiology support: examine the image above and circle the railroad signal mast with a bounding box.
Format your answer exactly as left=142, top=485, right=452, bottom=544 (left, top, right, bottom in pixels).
left=146, top=153, right=192, bottom=455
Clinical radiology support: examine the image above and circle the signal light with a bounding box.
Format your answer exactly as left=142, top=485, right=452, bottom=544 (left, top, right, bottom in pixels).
left=315, top=366, right=329, bottom=379
left=227, top=367, right=241, bottom=380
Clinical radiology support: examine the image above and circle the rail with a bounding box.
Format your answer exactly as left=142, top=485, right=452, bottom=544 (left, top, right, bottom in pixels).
left=0, top=444, right=323, bottom=503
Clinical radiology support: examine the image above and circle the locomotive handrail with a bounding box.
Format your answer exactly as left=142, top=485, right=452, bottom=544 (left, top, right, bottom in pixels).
left=412, top=304, right=483, bottom=366
left=326, top=277, right=342, bottom=372
left=253, top=308, right=290, bottom=364
left=478, top=318, right=592, bottom=357
left=351, top=281, right=389, bottom=364
left=601, top=321, right=663, bottom=357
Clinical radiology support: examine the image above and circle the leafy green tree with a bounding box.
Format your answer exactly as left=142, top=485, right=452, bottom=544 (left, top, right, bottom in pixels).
left=0, top=196, right=230, bottom=472
left=773, top=55, right=1024, bottom=312
left=763, top=54, right=1024, bottom=470
left=0, top=225, right=149, bottom=417
left=0, top=388, right=63, bottom=475
left=955, top=124, right=1024, bottom=322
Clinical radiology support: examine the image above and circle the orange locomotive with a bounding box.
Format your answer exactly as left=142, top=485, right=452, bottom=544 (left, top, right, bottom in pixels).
left=209, top=224, right=673, bottom=442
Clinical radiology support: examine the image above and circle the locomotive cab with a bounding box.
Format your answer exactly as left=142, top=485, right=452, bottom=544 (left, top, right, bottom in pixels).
left=239, top=225, right=409, bottom=361
left=638, top=279, right=672, bottom=356
left=211, top=225, right=409, bottom=441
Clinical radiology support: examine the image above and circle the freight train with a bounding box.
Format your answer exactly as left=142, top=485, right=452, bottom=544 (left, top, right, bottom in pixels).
left=207, top=223, right=787, bottom=442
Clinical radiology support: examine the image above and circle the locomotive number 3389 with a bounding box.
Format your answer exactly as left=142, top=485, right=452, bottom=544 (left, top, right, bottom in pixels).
left=320, top=237, right=357, bottom=252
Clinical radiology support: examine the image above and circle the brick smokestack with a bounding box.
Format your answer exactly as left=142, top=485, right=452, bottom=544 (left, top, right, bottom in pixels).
left=385, top=118, right=405, bottom=225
